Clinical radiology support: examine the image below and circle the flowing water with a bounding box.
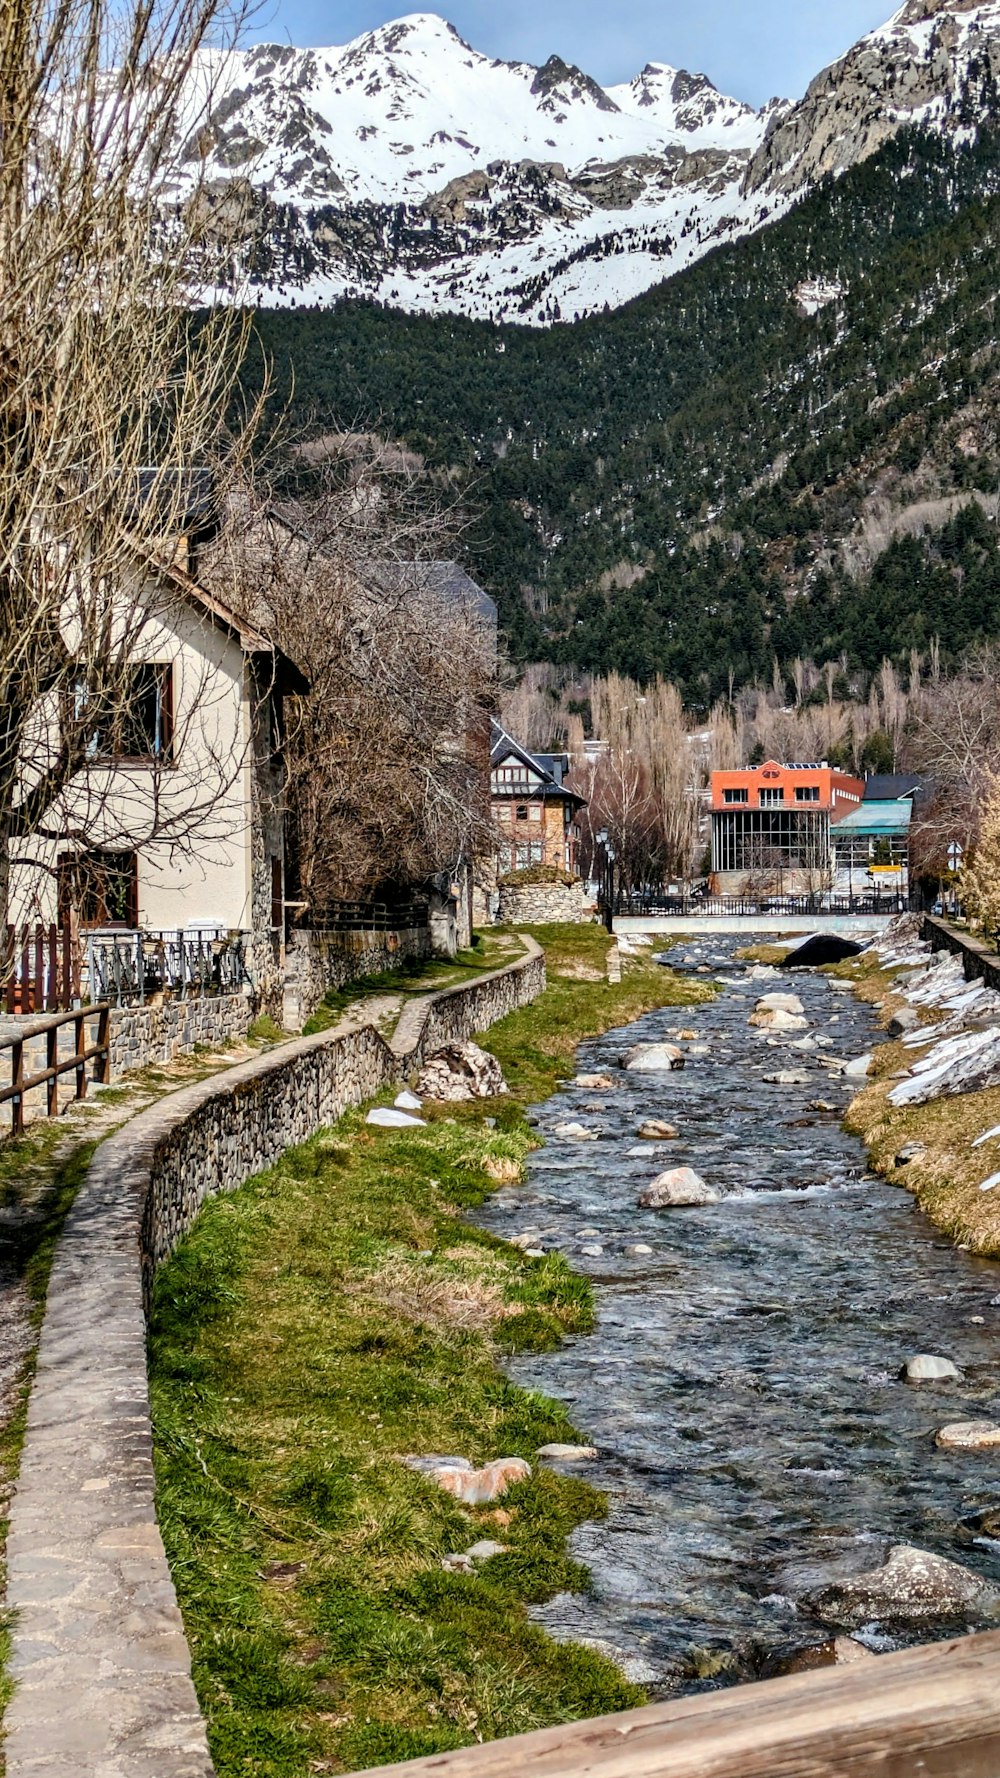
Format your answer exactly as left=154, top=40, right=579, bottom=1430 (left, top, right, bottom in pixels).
left=476, top=940, right=1000, bottom=1690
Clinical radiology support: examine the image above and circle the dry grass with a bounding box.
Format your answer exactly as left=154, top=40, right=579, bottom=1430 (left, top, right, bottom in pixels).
left=345, top=1250, right=525, bottom=1335
left=836, top=956, right=1000, bottom=1255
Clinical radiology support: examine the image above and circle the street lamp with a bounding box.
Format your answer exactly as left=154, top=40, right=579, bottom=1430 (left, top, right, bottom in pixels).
left=595, top=828, right=615, bottom=934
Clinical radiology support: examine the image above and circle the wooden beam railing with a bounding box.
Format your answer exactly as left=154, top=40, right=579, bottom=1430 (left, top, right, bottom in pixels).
left=344, top=1628, right=1000, bottom=1778
left=0, top=1005, right=111, bottom=1135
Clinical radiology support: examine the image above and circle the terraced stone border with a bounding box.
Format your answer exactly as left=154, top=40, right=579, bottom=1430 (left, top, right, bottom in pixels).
left=4, top=938, right=544, bottom=1778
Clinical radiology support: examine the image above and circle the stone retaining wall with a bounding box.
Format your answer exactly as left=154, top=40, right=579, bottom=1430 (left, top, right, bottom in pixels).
left=922, top=915, right=1000, bottom=992
left=109, top=992, right=252, bottom=1075
left=497, top=881, right=587, bottom=925
left=281, top=925, right=433, bottom=1032
left=4, top=937, right=544, bottom=1778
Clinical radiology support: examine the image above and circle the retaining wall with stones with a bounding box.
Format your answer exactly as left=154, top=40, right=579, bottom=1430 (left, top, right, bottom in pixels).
left=108, top=992, right=252, bottom=1076
left=497, top=881, right=587, bottom=925
left=281, top=925, right=433, bottom=1033
left=4, top=937, right=544, bottom=1778
left=923, top=914, right=1000, bottom=992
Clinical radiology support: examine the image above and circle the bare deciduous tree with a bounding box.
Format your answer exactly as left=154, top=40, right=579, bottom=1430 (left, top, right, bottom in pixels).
left=0, top=0, right=259, bottom=923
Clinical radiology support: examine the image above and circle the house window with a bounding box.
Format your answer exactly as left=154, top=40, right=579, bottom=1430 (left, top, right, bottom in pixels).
left=58, top=851, right=138, bottom=929
left=516, top=805, right=529, bottom=821
left=724, top=789, right=748, bottom=804
left=759, top=788, right=784, bottom=807
left=528, top=805, right=542, bottom=822
left=82, top=664, right=174, bottom=761
left=515, top=841, right=544, bottom=868
left=795, top=786, right=820, bottom=803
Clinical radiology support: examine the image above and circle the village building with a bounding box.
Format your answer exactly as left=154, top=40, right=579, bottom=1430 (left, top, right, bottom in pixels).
left=490, top=722, right=586, bottom=877
left=8, top=548, right=307, bottom=1006
left=830, top=774, right=925, bottom=898
left=710, top=761, right=864, bottom=895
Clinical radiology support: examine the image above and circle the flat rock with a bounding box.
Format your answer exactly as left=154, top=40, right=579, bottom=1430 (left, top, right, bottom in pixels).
left=935, top=1421, right=1000, bottom=1450
left=394, top=1089, right=423, bottom=1111
left=763, top=1070, right=811, bottom=1086
left=366, top=1107, right=426, bottom=1128
left=536, top=1444, right=598, bottom=1461
left=902, top=1353, right=962, bottom=1383
left=637, top=1119, right=679, bottom=1139
left=466, top=1539, right=508, bottom=1560
left=805, top=1543, right=997, bottom=1628
left=751, top=1007, right=809, bottom=1032
left=579, top=1243, right=604, bottom=1257
left=810, top=1100, right=838, bottom=1113
left=756, top=992, right=806, bottom=1014
left=412, top=1456, right=531, bottom=1505
left=574, top=1073, right=617, bottom=1090
left=624, top=1242, right=654, bottom=1256
left=844, top=1053, right=874, bottom=1078
left=622, top=1042, right=685, bottom=1072
left=553, top=1122, right=599, bottom=1140
left=639, top=1167, right=719, bottom=1209
left=888, top=1006, right=920, bottom=1036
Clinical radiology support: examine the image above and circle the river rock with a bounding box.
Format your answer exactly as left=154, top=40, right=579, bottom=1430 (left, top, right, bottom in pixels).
left=574, top=1073, right=617, bottom=1089
left=366, top=1107, right=426, bottom=1128
left=639, top=1167, right=719, bottom=1208
left=622, top=1042, right=685, bottom=1072
left=763, top=1070, right=811, bottom=1086
left=751, top=1007, right=809, bottom=1032
left=888, top=1006, right=921, bottom=1036
left=758, top=992, right=806, bottom=1014
left=777, top=1636, right=875, bottom=1674
left=624, top=1243, right=654, bottom=1256
left=637, top=1119, right=679, bottom=1139
left=810, top=1100, right=838, bottom=1112
left=537, top=1443, right=598, bottom=1461
left=902, top=1353, right=962, bottom=1382
left=407, top=1455, right=531, bottom=1505
left=935, top=1421, right=1000, bottom=1450
left=843, top=1053, right=874, bottom=1078
left=553, top=1122, right=599, bottom=1140
left=895, top=1141, right=927, bottom=1166
left=579, top=1244, right=604, bottom=1257
left=805, top=1544, right=997, bottom=1628
left=417, top=1041, right=507, bottom=1101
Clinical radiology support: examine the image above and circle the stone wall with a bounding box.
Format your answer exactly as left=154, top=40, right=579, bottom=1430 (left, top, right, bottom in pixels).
left=5, top=937, right=545, bottom=1778
left=282, top=925, right=433, bottom=1032
left=108, top=992, right=252, bottom=1075
left=923, top=914, right=1000, bottom=992
left=497, top=880, right=587, bottom=925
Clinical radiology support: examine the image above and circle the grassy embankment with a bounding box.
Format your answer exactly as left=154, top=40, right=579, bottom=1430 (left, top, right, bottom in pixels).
left=829, top=946, right=1000, bottom=1256
left=150, top=925, right=713, bottom=1777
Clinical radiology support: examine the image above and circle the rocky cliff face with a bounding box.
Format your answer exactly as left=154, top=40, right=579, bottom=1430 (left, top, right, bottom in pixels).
left=173, top=5, right=1000, bottom=323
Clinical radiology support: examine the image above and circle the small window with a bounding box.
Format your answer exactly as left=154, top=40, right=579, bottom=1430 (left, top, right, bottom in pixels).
left=81, top=664, right=174, bottom=761
left=528, top=805, right=542, bottom=822
left=516, top=805, right=529, bottom=821
left=795, top=786, right=821, bottom=803
left=58, top=851, right=138, bottom=929
left=759, top=788, right=784, bottom=807
left=723, top=788, right=748, bottom=804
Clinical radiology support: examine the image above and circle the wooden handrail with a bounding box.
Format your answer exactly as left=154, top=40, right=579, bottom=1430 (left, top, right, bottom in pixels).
left=344, top=1628, right=1000, bottom=1778
left=0, top=1005, right=110, bottom=1134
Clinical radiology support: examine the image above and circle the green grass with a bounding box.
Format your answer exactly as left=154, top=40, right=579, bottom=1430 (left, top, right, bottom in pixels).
left=150, top=923, right=712, bottom=1775
left=302, top=933, right=518, bottom=1037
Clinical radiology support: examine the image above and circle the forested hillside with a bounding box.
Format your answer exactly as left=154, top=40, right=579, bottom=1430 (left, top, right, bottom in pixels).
left=245, top=122, right=1000, bottom=702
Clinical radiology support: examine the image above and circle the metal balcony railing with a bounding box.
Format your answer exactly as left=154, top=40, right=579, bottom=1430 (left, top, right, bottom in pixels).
left=85, top=928, right=251, bottom=1006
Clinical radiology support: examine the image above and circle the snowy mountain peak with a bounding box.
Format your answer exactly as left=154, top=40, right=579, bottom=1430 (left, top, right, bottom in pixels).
left=178, top=6, right=1000, bottom=325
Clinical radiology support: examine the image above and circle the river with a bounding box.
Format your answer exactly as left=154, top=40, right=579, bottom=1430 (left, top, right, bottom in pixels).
left=476, top=938, right=1000, bottom=1691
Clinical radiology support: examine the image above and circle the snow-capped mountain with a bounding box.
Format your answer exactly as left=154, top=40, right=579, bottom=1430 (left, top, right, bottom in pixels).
left=181, top=3, right=1000, bottom=324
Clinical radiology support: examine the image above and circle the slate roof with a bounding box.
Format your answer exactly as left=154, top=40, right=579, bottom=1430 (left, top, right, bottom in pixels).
left=862, top=774, right=923, bottom=802
left=490, top=721, right=587, bottom=808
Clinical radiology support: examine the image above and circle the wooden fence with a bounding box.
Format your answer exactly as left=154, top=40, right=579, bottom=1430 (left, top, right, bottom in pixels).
left=0, top=1005, right=111, bottom=1135
left=3, top=922, right=79, bottom=1014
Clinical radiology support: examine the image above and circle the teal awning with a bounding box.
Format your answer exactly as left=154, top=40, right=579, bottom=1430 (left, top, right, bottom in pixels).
left=833, top=800, right=913, bottom=837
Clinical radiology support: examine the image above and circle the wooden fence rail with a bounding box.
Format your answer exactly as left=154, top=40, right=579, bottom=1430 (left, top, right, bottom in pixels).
left=344, top=1627, right=1000, bottom=1778
left=3, top=921, right=79, bottom=1014
left=0, top=1005, right=111, bottom=1135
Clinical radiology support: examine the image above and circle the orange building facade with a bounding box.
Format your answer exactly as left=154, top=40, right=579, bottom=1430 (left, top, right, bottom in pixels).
left=710, top=762, right=863, bottom=893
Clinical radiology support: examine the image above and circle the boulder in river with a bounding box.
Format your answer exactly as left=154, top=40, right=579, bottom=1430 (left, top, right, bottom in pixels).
left=553, top=1122, right=599, bottom=1141
left=935, top=1421, right=1000, bottom=1450
left=622, top=1042, right=685, bottom=1072
left=750, top=1007, right=809, bottom=1032
left=785, top=934, right=866, bottom=968
left=843, top=1053, right=874, bottom=1078
left=888, top=1006, right=921, bottom=1036
left=763, top=1070, right=811, bottom=1086
left=757, top=992, right=806, bottom=1014
left=637, top=1119, right=679, bottom=1139
left=902, top=1353, right=962, bottom=1383
left=639, top=1167, right=719, bottom=1208
left=574, top=1073, right=618, bottom=1090
left=537, top=1443, right=598, bottom=1461
left=804, top=1543, right=997, bottom=1628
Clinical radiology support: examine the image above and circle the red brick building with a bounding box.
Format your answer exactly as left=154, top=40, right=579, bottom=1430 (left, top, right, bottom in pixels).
left=710, top=761, right=863, bottom=893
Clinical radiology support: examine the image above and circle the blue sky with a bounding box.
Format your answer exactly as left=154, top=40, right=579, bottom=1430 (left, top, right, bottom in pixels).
left=250, top=1, right=895, bottom=105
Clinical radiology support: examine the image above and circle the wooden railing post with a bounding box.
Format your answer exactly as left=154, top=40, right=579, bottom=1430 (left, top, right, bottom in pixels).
left=46, top=1024, right=58, bottom=1118
left=96, top=1006, right=111, bottom=1085
left=74, top=1012, right=87, bottom=1102
left=11, top=1038, right=23, bottom=1135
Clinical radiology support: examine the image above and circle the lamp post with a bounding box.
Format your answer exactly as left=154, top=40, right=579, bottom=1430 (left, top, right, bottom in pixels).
left=596, top=828, right=615, bottom=934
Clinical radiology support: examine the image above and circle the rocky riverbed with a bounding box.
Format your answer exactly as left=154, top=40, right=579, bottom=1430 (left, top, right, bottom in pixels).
left=475, top=937, right=1000, bottom=1692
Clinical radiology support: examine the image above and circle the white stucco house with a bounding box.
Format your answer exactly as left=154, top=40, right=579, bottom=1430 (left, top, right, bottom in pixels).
left=8, top=533, right=307, bottom=1005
